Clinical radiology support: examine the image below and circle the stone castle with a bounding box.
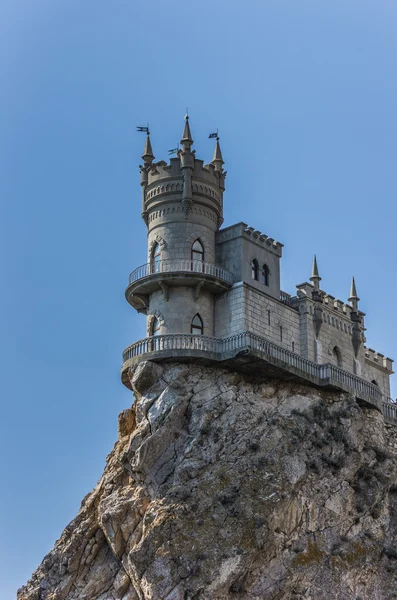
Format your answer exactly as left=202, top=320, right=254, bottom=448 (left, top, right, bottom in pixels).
left=122, top=116, right=395, bottom=421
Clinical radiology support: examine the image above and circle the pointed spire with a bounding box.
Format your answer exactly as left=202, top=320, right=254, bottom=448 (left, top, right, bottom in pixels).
left=349, top=276, right=360, bottom=310
left=181, top=114, right=193, bottom=149
left=142, top=133, right=154, bottom=165
left=212, top=137, right=224, bottom=170
left=309, top=255, right=321, bottom=291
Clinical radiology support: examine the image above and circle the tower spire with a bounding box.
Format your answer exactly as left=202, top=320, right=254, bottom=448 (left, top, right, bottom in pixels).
left=141, top=132, right=154, bottom=166
left=349, top=276, right=360, bottom=310
left=211, top=135, right=224, bottom=171
left=309, top=255, right=321, bottom=291
left=181, top=114, right=193, bottom=150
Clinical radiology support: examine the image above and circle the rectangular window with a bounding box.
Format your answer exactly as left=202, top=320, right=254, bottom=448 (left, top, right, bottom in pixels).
left=280, top=326, right=283, bottom=342
left=267, top=310, right=270, bottom=326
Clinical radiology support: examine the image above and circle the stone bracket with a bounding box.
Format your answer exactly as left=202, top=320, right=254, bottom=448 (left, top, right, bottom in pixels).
left=159, top=282, right=169, bottom=301
left=194, top=280, right=204, bottom=301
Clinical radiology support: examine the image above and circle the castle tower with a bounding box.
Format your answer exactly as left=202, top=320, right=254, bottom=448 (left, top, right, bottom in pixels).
left=125, top=117, right=232, bottom=346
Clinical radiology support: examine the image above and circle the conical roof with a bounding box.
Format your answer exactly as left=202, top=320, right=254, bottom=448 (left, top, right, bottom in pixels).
left=311, top=255, right=320, bottom=280
left=181, top=115, right=193, bottom=145
left=142, top=134, right=154, bottom=163
left=212, top=137, right=224, bottom=165
left=349, top=276, right=359, bottom=300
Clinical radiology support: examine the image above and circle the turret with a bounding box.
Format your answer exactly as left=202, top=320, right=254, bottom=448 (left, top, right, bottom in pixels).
left=349, top=277, right=362, bottom=357
left=310, top=255, right=323, bottom=337
left=124, top=116, right=232, bottom=365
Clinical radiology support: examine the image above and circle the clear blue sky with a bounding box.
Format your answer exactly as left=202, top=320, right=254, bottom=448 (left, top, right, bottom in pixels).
left=1, top=1, right=396, bottom=597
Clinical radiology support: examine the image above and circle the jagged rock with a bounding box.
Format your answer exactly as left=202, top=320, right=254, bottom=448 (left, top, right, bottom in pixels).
left=18, top=363, right=397, bottom=599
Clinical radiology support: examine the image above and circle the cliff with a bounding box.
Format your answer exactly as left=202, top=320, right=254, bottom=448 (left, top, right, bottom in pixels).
left=18, top=362, right=397, bottom=600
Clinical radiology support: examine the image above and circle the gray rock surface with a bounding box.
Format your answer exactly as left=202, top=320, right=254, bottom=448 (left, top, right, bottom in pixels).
left=18, top=362, right=397, bottom=599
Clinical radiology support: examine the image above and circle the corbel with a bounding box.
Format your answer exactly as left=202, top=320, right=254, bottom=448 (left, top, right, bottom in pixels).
left=194, top=280, right=204, bottom=301
left=159, top=281, right=169, bottom=301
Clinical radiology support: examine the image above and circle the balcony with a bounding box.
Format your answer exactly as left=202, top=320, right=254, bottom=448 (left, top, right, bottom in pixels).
left=125, top=259, right=234, bottom=311
left=121, top=331, right=386, bottom=418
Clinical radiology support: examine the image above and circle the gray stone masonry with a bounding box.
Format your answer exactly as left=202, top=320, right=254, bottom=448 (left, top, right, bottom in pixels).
left=126, top=117, right=394, bottom=406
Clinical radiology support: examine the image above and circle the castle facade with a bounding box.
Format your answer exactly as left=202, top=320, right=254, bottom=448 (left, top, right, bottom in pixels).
left=122, top=117, right=394, bottom=419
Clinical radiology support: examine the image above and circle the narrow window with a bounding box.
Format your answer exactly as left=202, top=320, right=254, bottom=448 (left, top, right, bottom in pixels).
left=151, top=317, right=161, bottom=337
left=332, top=346, right=342, bottom=367
left=152, top=242, right=161, bottom=273
left=267, top=310, right=271, bottom=326
left=251, top=259, right=259, bottom=281
left=280, top=326, right=283, bottom=343
left=292, top=341, right=295, bottom=353
left=261, top=264, right=270, bottom=286
left=192, top=239, right=204, bottom=262
left=191, top=313, right=204, bottom=335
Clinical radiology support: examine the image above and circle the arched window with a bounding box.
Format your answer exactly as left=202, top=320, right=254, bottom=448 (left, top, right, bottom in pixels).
left=261, top=264, right=270, bottom=286
left=192, top=239, right=204, bottom=262
left=191, top=313, right=203, bottom=335
left=251, top=259, right=259, bottom=281
left=151, top=317, right=161, bottom=337
left=332, top=346, right=342, bottom=368
left=151, top=242, right=161, bottom=273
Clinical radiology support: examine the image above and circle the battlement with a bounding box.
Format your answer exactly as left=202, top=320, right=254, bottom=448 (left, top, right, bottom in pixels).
left=296, top=283, right=365, bottom=318
left=216, top=222, right=283, bottom=257
left=365, top=347, right=394, bottom=373
left=146, top=157, right=222, bottom=189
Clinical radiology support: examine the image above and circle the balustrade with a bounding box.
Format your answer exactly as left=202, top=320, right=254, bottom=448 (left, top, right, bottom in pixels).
left=128, top=260, right=233, bottom=286
left=122, top=331, right=386, bottom=418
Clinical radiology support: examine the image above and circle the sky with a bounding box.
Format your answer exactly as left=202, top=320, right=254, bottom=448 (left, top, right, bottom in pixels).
left=1, top=0, right=397, bottom=597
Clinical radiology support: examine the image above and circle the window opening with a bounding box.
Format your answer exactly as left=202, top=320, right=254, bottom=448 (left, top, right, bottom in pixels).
left=152, top=242, right=161, bottom=273
left=261, top=264, right=270, bottom=286
left=191, top=313, right=204, bottom=335
left=332, top=346, right=342, bottom=367
left=192, top=240, right=204, bottom=271
left=251, top=259, right=259, bottom=281
left=151, top=317, right=161, bottom=337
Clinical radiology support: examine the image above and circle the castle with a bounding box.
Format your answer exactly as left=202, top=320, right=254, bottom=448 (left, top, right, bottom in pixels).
left=122, top=116, right=396, bottom=422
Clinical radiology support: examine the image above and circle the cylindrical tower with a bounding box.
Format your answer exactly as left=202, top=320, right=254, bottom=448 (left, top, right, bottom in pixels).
left=125, top=117, right=232, bottom=344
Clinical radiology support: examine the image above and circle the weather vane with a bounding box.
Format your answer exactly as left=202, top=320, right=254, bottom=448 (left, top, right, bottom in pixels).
left=136, top=123, right=150, bottom=134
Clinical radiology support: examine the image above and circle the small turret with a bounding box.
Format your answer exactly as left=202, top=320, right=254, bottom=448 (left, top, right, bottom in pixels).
left=212, top=136, right=224, bottom=172
left=309, top=255, right=321, bottom=292
left=309, top=255, right=323, bottom=338
left=349, top=277, right=362, bottom=357
left=140, top=132, right=155, bottom=225
left=349, top=276, right=360, bottom=311
left=141, top=133, right=154, bottom=166
left=180, top=115, right=195, bottom=217
left=180, top=114, right=194, bottom=151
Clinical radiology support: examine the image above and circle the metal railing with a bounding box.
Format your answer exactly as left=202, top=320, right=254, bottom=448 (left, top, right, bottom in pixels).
left=128, top=260, right=234, bottom=286
left=122, top=331, right=382, bottom=407
left=382, top=401, right=397, bottom=422
left=280, top=291, right=292, bottom=305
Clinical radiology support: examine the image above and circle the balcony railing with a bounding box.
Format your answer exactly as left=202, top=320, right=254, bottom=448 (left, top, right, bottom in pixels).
left=128, top=260, right=234, bottom=286
left=122, top=331, right=383, bottom=409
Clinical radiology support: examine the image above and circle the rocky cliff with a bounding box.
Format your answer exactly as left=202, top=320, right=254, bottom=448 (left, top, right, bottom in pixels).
left=18, top=362, right=397, bottom=600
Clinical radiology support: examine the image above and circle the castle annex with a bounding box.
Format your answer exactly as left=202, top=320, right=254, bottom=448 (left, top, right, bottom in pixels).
left=122, top=116, right=395, bottom=422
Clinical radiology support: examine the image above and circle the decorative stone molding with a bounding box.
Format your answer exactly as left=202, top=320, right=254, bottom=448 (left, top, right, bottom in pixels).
left=149, top=235, right=167, bottom=255
left=147, top=311, right=165, bottom=336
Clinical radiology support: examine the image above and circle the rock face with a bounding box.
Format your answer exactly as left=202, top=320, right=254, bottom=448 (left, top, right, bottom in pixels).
left=18, top=362, right=397, bottom=600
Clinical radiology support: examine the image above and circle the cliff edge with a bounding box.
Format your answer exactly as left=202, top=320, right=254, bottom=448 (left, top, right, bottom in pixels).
left=18, top=362, right=397, bottom=599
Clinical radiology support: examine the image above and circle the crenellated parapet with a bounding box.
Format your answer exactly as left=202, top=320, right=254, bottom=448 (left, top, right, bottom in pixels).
left=365, top=348, right=394, bottom=374
left=139, top=118, right=226, bottom=230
